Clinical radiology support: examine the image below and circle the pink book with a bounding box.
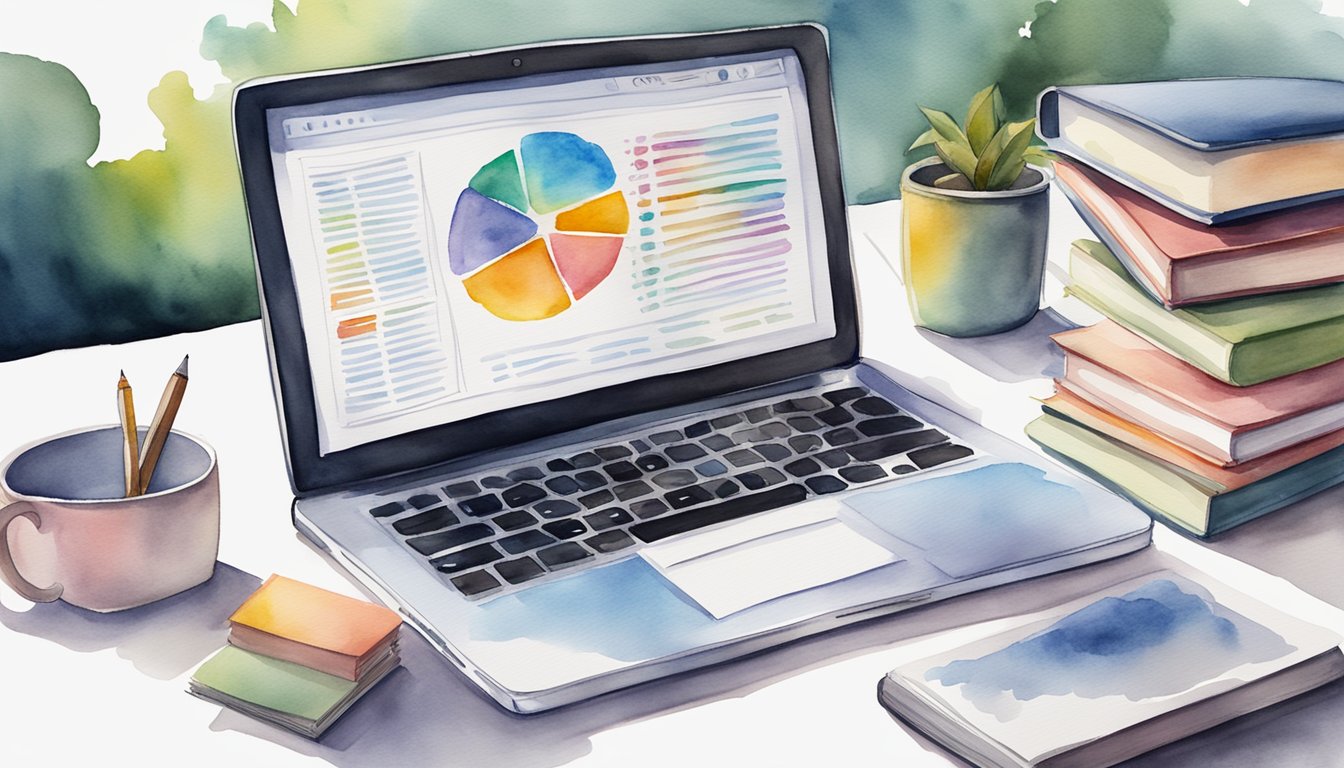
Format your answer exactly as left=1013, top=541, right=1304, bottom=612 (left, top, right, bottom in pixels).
left=1055, top=159, right=1344, bottom=306
left=1053, top=321, right=1344, bottom=465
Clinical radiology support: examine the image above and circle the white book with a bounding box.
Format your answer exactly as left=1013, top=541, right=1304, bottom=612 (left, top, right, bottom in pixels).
left=877, top=570, right=1344, bottom=768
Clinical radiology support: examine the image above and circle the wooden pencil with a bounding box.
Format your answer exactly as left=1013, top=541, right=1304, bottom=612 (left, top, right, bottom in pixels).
left=138, top=355, right=189, bottom=492
left=117, top=371, right=141, bottom=497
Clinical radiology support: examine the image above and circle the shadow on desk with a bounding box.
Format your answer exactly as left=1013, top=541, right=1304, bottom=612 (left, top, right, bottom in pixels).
left=915, top=307, right=1075, bottom=384
left=0, top=562, right=260, bottom=679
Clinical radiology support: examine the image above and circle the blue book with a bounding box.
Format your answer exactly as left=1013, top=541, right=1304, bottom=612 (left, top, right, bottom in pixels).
left=1037, top=78, right=1344, bottom=224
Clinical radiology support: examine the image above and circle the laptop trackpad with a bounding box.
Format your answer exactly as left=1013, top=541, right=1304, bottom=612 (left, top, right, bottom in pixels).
left=640, top=503, right=900, bottom=619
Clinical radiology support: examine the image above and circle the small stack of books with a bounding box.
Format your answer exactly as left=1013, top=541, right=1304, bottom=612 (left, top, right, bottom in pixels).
left=1030, top=77, right=1344, bottom=537
left=189, top=575, right=403, bottom=738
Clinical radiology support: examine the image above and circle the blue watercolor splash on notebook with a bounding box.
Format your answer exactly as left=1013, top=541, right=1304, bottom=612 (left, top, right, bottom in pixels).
left=928, top=577, right=1295, bottom=717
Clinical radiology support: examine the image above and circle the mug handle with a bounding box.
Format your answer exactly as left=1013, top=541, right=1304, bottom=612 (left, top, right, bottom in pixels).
left=0, top=501, right=63, bottom=602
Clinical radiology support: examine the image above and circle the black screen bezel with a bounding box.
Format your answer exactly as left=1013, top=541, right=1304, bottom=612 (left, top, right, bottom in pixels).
left=233, top=25, right=858, bottom=495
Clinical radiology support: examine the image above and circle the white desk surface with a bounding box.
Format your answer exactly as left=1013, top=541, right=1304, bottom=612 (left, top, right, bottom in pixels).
left=3, top=192, right=1344, bottom=767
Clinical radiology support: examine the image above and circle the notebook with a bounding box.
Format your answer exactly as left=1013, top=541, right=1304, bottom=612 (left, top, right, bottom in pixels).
left=232, top=25, right=1151, bottom=713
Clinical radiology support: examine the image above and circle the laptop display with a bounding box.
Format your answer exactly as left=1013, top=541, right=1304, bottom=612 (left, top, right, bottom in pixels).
left=265, top=50, right=836, bottom=456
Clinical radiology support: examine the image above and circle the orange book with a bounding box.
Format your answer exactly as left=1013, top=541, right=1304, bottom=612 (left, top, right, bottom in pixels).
left=228, top=575, right=402, bottom=681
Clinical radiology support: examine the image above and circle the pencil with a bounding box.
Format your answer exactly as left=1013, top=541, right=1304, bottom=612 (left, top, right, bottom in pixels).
left=118, top=371, right=142, bottom=497
left=138, top=355, right=189, bottom=493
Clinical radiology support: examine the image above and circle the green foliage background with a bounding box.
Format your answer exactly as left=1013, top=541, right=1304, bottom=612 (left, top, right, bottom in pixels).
left=2, top=0, right=1343, bottom=360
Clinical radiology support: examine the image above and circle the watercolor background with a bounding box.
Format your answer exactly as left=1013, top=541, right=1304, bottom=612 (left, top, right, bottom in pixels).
left=4, top=0, right=1344, bottom=360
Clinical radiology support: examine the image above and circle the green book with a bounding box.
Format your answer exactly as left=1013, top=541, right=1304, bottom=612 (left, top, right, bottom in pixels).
left=189, top=645, right=398, bottom=738
left=1025, top=412, right=1344, bottom=538
left=1067, top=239, right=1344, bottom=386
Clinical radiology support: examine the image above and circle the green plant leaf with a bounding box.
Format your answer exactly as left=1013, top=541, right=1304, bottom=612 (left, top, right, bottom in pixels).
left=907, top=128, right=939, bottom=152
left=972, top=123, right=1010, bottom=190
left=1023, top=145, right=1056, bottom=166
left=919, top=106, right=968, bottom=145
left=932, top=137, right=978, bottom=184
left=992, top=85, right=1006, bottom=125
left=933, top=172, right=964, bottom=188
left=964, top=84, right=999, bottom=156
left=986, top=119, right=1036, bottom=190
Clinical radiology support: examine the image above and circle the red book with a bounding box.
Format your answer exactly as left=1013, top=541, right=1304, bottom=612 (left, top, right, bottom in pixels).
left=1055, top=158, right=1344, bottom=307
left=1053, top=321, right=1344, bottom=466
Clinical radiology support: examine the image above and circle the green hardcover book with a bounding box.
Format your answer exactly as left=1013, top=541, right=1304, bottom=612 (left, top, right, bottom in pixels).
left=189, top=644, right=399, bottom=738
left=1025, top=412, right=1344, bottom=538
left=1067, top=239, right=1344, bottom=386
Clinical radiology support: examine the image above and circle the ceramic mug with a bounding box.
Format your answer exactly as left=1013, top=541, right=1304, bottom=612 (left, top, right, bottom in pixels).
left=0, top=425, right=220, bottom=612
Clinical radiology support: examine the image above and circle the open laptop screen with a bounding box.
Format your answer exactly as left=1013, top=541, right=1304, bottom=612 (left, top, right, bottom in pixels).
left=266, top=48, right=834, bottom=455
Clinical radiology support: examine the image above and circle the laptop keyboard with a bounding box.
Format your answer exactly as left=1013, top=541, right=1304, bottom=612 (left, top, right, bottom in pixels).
left=365, top=384, right=974, bottom=599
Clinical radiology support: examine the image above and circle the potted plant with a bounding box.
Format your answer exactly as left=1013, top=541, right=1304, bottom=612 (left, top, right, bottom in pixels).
left=901, top=84, right=1053, bottom=337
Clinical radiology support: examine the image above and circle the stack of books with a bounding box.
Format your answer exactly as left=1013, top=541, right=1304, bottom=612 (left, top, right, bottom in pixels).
left=1029, top=77, right=1344, bottom=537
left=189, top=575, right=403, bottom=738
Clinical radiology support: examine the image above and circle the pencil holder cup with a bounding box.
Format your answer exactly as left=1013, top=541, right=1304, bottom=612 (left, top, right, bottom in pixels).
left=0, top=425, right=219, bottom=612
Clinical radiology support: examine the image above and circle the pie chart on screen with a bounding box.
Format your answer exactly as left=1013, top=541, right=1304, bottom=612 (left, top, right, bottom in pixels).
left=447, top=131, right=629, bottom=321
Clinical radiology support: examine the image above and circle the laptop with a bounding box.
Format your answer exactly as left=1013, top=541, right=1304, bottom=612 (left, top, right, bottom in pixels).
left=233, top=24, right=1151, bottom=713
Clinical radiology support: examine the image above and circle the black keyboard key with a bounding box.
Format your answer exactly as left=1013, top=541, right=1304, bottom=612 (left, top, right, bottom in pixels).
left=736, top=467, right=786, bottom=490
left=731, top=426, right=764, bottom=444
left=496, top=557, right=545, bottom=584
left=631, top=499, right=670, bottom=519
left=578, top=489, right=615, bottom=509
left=784, top=457, right=821, bottom=477
left=614, top=480, right=654, bottom=501
left=910, top=443, right=974, bottom=469
left=759, top=421, right=791, bottom=439
left=815, top=406, right=854, bottom=426
left=431, top=542, right=502, bottom=573
left=665, top=443, right=708, bottom=462
left=710, top=413, right=743, bottom=429
left=649, top=430, right=682, bottom=445
left=534, top=499, right=581, bottom=519
left=408, top=523, right=494, bottom=555
left=369, top=501, right=404, bottom=518
left=545, top=475, right=581, bottom=495
left=756, top=443, right=791, bottom=462
left=684, top=420, right=712, bottom=438
left=665, top=485, right=714, bottom=509
left=840, top=464, right=886, bottom=483
left=459, top=494, right=503, bottom=517
left=393, top=507, right=458, bottom=536
left=584, top=508, right=634, bottom=531
left=508, top=466, right=544, bottom=482
left=823, top=386, right=867, bottom=405
left=493, top=510, right=536, bottom=531
left=574, top=470, right=607, bottom=490
left=805, top=475, right=848, bottom=495
left=701, top=434, right=734, bottom=451
left=822, top=427, right=860, bottom=446
left=724, top=448, right=763, bottom=467
left=537, top=542, right=592, bottom=570
left=788, top=435, right=823, bottom=453
left=569, top=452, right=600, bottom=468
left=694, top=459, right=728, bottom=477
left=744, top=406, right=772, bottom=423
left=816, top=448, right=850, bottom=468
left=707, top=479, right=740, bottom=498
left=652, top=469, right=697, bottom=489
left=847, top=430, right=948, bottom=462
left=853, top=396, right=899, bottom=416
left=499, top=529, right=557, bottom=555
left=632, top=484, right=809, bottom=543
left=635, top=453, right=669, bottom=472
left=630, top=438, right=651, bottom=453
left=585, top=530, right=636, bottom=553
left=857, top=416, right=921, bottom=437
left=595, top=445, right=632, bottom=461
left=407, top=493, right=442, bottom=510
left=481, top=475, right=511, bottom=489
left=443, top=480, right=480, bottom=498
left=450, top=570, right=501, bottom=596
left=891, top=464, right=918, bottom=475
left=787, top=416, right=820, bottom=433
left=772, top=397, right=817, bottom=413
left=542, top=519, right=589, bottom=540
left=604, top=460, right=642, bottom=482
left=546, top=458, right=575, bottom=472
left=503, top=483, right=546, bottom=508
